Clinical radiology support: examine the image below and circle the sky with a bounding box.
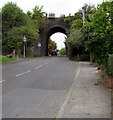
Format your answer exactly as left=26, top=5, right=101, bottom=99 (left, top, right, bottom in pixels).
left=1, top=0, right=104, bottom=49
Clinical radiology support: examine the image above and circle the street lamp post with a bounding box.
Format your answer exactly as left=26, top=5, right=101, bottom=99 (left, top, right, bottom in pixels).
left=79, top=9, right=85, bottom=25
left=80, top=6, right=88, bottom=25
left=82, top=10, right=85, bottom=25
left=23, top=36, right=27, bottom=58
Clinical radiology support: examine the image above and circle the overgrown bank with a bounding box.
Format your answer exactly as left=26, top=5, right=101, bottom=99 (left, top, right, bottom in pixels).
left=65, top=1, right=113, bottom=88
left=102, top=54, right=113, bottom=88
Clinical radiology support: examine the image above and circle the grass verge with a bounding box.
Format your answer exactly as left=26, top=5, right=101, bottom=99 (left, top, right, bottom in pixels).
left=0, top=56, right=16, bottom=63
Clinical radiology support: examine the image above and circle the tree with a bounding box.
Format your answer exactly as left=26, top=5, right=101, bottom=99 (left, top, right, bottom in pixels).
left=66, top=15, right=84, bottom=59
left=48, top=39, right=57, bottom=54
left=31, top=6, right=49, bottom=29
left=32, top=6, right=45, bottom=19
left=2, top=2, right=25, bottom=55
left=59, top=48, right=66, bottom=55
left=80, top=3, right=95, bottom=22
left=84, top=1, right=113, bottom=64
left=65, top=4, right=95, bottom=59
left=2, top=2, right=25, bottom=35
left=2, top=2, right=38, bottom=56
left=66, top=26, right=84, bottom=59
left=4, top=22, right=37, bottom=56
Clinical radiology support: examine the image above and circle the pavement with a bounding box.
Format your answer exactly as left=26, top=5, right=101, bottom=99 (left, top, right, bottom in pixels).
left=59, top=62, right=111, bottom=119
left=2, top=56, right=112, bottom=119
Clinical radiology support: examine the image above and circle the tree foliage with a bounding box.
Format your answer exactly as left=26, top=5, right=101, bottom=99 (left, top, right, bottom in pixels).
left=48, top=39, right=57, bottom=54
left=84, top=1, right=113, bottom=64
left=59, top=48, right=66, bottom=55
left=65, top=4, right=95, bottom=59
left=30, top=6, right=49, bottom=29
left=2, top=2, right=38, bottom=56
left=66, top=2, right=113, bottom=63
left=2, top=2, right=25, bottom=35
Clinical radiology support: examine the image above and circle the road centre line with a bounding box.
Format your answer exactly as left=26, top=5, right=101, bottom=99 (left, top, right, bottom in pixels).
left=35, top=65, right=43, bottom=69
left=16, top=62, right=50, bottom=77
left=16, top=70, right=31, bottom=77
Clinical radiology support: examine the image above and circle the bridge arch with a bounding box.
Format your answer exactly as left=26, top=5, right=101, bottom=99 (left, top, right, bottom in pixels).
left=45, top=26, right=67, bottom=56
left=33, top=18, right=69, bottom=56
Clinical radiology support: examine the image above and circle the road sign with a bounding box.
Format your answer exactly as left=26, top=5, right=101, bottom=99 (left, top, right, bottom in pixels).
left=23, top=36, right=27, bottom=42
left=38, top=42, right=41, bottom=47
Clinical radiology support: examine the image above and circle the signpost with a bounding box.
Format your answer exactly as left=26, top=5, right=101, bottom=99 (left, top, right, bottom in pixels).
left=23, top=36, right=27, bottom=58
left=38, top=42, right=41, bottom=56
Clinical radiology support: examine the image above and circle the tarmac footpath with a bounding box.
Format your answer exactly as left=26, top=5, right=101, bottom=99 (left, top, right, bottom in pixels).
left=57, top=62, right=111, bottom=119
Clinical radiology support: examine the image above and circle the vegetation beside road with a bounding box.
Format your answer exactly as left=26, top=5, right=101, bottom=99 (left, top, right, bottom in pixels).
left=0, top=56, right=16, bottom=63
left=103, top=54, right=113, bottom=78
left=65, top=2, right=113, bottom=62
left=1, top=2, right=47, bottom=57
left=65, top=1, right=113, bottom=88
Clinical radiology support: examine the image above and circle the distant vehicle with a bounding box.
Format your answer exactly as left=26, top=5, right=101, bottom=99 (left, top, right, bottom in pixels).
left=51, top=50, right=57, bottom=56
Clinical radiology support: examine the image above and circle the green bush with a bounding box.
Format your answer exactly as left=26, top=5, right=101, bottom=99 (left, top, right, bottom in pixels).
left=108, top=54, right=113, bottom=77
left=103, top=54, right=113, bottom=77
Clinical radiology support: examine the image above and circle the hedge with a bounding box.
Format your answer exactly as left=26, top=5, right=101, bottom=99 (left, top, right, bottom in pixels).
left=103, top=54, right=113, bottom=77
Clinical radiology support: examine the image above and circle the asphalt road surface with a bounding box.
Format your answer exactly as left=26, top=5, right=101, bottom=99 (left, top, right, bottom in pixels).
left=2, top=56, right=79, bottom=118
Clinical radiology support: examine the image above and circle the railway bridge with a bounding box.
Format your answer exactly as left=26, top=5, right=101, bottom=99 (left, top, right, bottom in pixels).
left=33, top=17, right=69, bottom=56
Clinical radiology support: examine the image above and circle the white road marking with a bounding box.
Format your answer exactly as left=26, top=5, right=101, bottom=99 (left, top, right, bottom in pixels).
left=0, top=80, right=6, bottom=83
left=16, top=72, right=25, bottom=77
left=56, top=66, right=80, bottom=118
left=35, top=65, right=43, bottom=69
left=16, top=61, right=49, bottom=77
left=16, top=70, right=31, bottom=77
left=24, top=70, right=31, bottom=74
